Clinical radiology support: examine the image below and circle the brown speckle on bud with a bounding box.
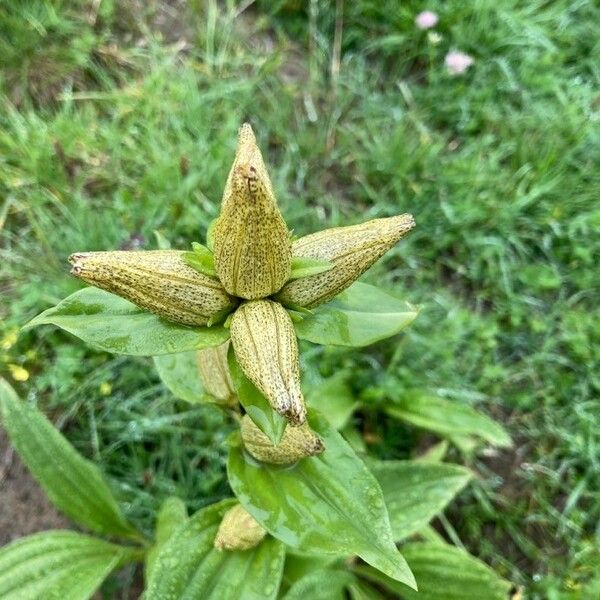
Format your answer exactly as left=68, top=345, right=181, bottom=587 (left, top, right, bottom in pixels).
left=212, top=123, right=291, bottom=299
left=230, top=300, right=306, bottom=425
left=214, top=504, right=267, bottom=551
left=276, top=214, right=415, bottom=308
left=241, top=414, right=325, bottom=465
left=69, top=250, right=237, bottom=326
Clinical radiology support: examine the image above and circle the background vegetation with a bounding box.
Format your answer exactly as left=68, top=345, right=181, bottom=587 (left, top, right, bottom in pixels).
left=1, top=1, right=598, bottom=598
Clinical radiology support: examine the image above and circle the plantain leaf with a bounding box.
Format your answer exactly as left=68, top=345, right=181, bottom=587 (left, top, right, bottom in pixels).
left=370, top=460, right=472, bottom=541
left=25, top=288, right=229, bottom=356
left=0, top=531, right=136, bottom=600
left=146, top=496, right=188, bottom=583
left=146, top=499, right=285, bottom=600
left=153, top=351, right=206, bottom=404
left=356, top=542, right=512, bottom=600
left=228, top=410, right=416, bottom=589
left=294, top=282, right=417, bottom=347
left=228, top=351, right=286, bottom=445
left=386, top=391, right=511, bottom=448
left=0, top=378, right=138, bottom=539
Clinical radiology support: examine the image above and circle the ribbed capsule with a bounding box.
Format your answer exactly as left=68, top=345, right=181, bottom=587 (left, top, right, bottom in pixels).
left=230, top=300, right=306, bottom=425
left=197, top=341, right=236, bottom=407
left=212, top=123, right=291, bottom=299
left=214, top=504, right=267, bottom=551
left=276, top=214, right=415, bottom=308
left=69, top=250, right=237, bottom=327
left=241, top=414, right=325, bottom=465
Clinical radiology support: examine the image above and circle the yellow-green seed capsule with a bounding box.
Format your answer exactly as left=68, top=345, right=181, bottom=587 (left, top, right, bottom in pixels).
left=276, top=214, right=415, bottom=308
left=197, top=341, right=237, bottom=407
left=212, top=123, right=291, bottom=299
left=230, top=300, right=306, bottom=425
left=214, top=504, right=267, bottom=551
left=240, top=414, right=325, bottom=465
left=69, top=250, right=237, bottom=327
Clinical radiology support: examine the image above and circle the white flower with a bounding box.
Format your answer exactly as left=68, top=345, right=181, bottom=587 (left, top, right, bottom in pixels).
left=415, top=11, right=438, bottom=30
left=445, top=50, right=474, bottom=75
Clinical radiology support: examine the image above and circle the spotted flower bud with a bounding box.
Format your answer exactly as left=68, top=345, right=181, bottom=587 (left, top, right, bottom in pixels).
left=230, top=300, right=306, bottom=425
left=69, top=250, right=237, bottom=327
left=197, top=341, right=236, bottom=406
left=241, top=414, right=324, bottom=465
left=212, top=123, right=291, bottom=299
left=276, top=214, right=415, bottom=309
left=214, top=503, right=267, bottom=551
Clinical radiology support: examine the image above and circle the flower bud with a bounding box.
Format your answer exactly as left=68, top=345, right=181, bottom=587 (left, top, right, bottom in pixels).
left=214, top=504, right=267, bottom=551
left=197, top=341, right=236, bottom=407
left=230, top=300, right=306, bottom=425
left=276, top=214, right=415, bottom=308
left=69, top=250, right=237, bottom=327
left=212, top=123, right=291, bottom=299
left=241, top=414, right=324, bottom=465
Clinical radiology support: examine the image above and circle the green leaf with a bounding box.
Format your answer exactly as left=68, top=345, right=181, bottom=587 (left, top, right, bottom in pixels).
left=146, top=499, right=285, bottom=600
left=348, top=580, right=387, bottom=600
left=283, top=569, right=356, bottom=600
left=228, top=351, right=286, bottom=445
left=294, top=282, right=417, bottom=347
left=25, top=288, right=230, bottom=356
left=0, top=531, right=136, bottom=600
left=0, top=378, right=138, bottom=539
left=386, top=391, right=511, bottom=448
left=305, top=371, right=358, bottom=430
left=289, top=256, right=333, bottom=280
left=146, top=497, right=188, bottom=583
left=370, top=460, right=472, bottom=541
left=184, top=243, right=217, bottom=277
left=153, top=351, right=206, bottom=404
left=227, top=410, right=416, bottom=589
left=356, top=542, right=512, bottom=600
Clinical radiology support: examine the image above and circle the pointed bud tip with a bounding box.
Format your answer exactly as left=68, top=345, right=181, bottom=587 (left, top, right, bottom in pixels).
left=68, top=253, right=86, bottom=276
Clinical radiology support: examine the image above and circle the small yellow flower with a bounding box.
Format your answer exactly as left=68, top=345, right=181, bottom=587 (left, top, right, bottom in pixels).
left=99, top=382, right=112, bottom=396
left=8, top=364, right=29, bottom=382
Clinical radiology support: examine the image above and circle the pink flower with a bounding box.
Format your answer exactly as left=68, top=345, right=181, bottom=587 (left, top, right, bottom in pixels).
left=415, top=11, right=439, bottom=29
left=444, top=50, right=474, bottom=75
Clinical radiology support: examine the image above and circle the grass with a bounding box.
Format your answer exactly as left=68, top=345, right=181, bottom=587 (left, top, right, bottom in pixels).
left=1, top=0, right=599, bottom=597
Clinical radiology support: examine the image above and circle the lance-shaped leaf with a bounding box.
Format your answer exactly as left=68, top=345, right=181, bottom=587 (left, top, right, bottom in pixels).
left=153, top=351, right=206, bottom=404
left=228, top=410, right=416, bottom=590
left=356, top=543, right=512, bottom=600
left=26, top=287, right=230, bottom=356
left=69, top=250, right=237, bottom=327
left=277, top=214, right=414, bottom=309
left=0, top=378, right=138, bottom=539
left=212, top=123, right=291, bottom=299
left=146, top=500, right=285, bottom=600
left=370, top=460, right=472, bottom=541
left=230, top=299, right=306, bottom=425
left=240, top=414, right=324, bottom=464
left=386, top=391, right=511, bottom=448
left=294, top=282, right=418, bottom=347
left=0, top=531, right=138, bottom=600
